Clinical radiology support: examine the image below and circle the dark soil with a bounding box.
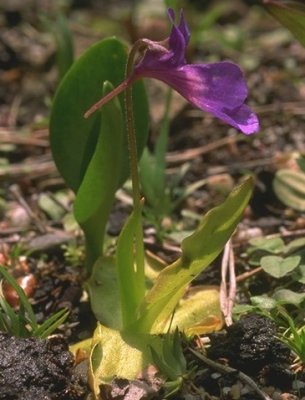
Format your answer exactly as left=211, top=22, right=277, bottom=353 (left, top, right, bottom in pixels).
left=207, top=314, right=291, bottom=376
left=0, top=333, right=88, bottom=400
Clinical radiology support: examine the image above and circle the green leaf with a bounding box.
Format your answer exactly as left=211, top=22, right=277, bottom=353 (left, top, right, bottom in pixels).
left=295, top=263, right=305, bottom=283
left=264, top=0, right=305, bottom=47
left=273, top=288, right=305, bottom=306
left=248, top=237, right=285, bottom=254
left=150, top=329, right=186, bottom=382
left=139, top=149, right=162, bottom=210
left=297, top=155, right=305, bottom=173
left=250, top=295, right=278, bottom=310
left=0, top=266, right=38, bottom=331
left=85, top=256, right=122, bottom=330
left=261, top=255, right=300, bottom=278
left=50, top=37, right=149, bottom=193
left=116, top=206, right=145, bottom=327
left=139, top=89, right=172, bottom=216
left=129, top=178, right=253, bottom=333
left=284, top=238, right=305, bottom=255
left=89, top=323, right=162, bottom=396
left=165, top=286, right=223, bottom=336
left=38, top=192, right=66, bottom=221
left=53, top=14, right=74, bottom=80
left=273, top=169, right=305, bottom=211
left=50, top=38, right=149, bottom=271
left=73, top=81, right=124, bottom=269
left=33, top=308, right=69, bottom=339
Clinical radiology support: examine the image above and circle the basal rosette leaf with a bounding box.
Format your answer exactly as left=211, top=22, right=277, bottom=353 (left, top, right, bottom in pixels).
left=73, top=81, right=124, bottom=269
left=164, top=286, right=223, bottom=336
left=88, top=323, right=162, bottom=397
left=116, top=205, right=145, bottom=327
left=50, top=38, right=149, bottom=270
left=85, top=256, right=122, bottom=330
left=50, top=37, right=149, bottom=193
left=129, top=178, right=253, bottom=334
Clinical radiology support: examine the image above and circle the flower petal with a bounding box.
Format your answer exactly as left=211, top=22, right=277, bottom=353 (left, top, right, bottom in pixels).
left=134, top=61, right=259, bottom=134
left=134, top=8, right=189, bottom=75
left=167, top=9, right=189, bottom=65
left=167, top=8, right=190, bottom=45
left=168, top=23, right=187, bottom=66
left=210, top=104, right=259, bottom=135
left=178, top=10, right=191, bottom=45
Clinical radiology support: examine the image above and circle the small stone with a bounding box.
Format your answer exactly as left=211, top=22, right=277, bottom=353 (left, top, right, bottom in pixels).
left=280, top=394, right=299, bottom=400
left=7, top=202, right=30, bottom=227
left=222, top=386, right=231, bottom=396
left=240, top=385, right=250, bottom=395
left=292, top=380, right=305, bottom=390
left=272, top=390, right=282, bottom=400
left=263, top=386, right=276, bottom=396
left=230, top=383, right=241, bottom=399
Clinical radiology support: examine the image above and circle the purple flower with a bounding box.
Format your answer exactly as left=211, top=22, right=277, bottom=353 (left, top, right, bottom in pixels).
left=85, top=9, right=259, bottom=135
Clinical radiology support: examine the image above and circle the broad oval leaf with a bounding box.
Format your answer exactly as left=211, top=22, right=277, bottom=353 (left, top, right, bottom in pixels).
left=273, top=288, right=305, bottom=306
left=261, top=255, right=300, bottom=278
left=89, top=323, right=162, bottom=397
left=248, top=237, right=285, bottom=254
left=250, top=295, right=278, bottom=310
left=73, top=81, right=124, bottom=268
left=50, top=37, right=149, bottom=193
left=85, top=256, right=122, bottom=330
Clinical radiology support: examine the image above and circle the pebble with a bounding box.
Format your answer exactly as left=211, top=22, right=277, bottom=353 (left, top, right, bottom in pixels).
left=230, top=383, right=241, bottom=399
left=280, top=394, right=299, bottom=400
left=264, top=386, right=276, bottom=396
left=272, top=390, right=283, bottom=400
left=2, top=273, right=37, bottom=307
left=292, top=380, right=305, bottom=390
left=6, top=203, right=30, bottom=227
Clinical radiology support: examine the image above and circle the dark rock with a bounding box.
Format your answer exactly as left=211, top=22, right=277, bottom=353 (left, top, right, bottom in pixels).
left=0, top=333, right=87, bottom=400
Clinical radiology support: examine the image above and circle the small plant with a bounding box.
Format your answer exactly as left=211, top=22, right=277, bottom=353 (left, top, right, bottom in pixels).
left=150, top=329, right=191, bottom=397
left=50, top=7, right=258, bottom=397
left=235, top=235, right=305, bottom=369
left=0, top=266, right=68, bottom=338
left=278, top=309, right=305, bottom=366
left=245, top=236, right=305, bottom=283
left=234, top=236, right=305, bottom=324
left=62, top=241, right=85, bottom=267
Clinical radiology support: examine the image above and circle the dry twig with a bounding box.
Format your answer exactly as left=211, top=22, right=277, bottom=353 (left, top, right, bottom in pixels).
left=189, top=348, right=273, bottom=400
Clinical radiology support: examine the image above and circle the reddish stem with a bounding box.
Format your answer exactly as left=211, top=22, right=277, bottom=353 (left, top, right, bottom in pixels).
left=84, top=79, right=131, bottom=119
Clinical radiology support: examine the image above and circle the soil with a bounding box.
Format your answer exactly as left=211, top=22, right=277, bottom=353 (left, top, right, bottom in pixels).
left=208, top=315, right=291, bottom=376
left=1, top=0, right=305, bottom=399
left=0, top=333, right=88, bottom=400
